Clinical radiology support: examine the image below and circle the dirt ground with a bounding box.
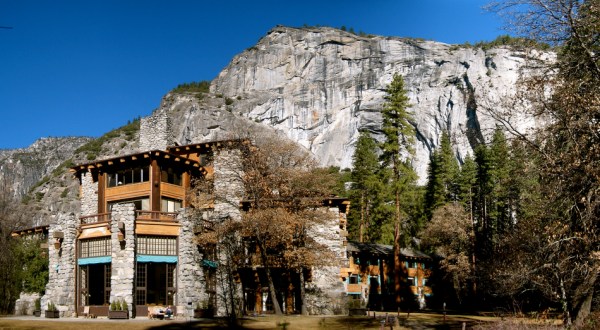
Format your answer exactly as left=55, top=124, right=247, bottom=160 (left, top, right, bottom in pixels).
left=0, top=312, right=545, bottom=330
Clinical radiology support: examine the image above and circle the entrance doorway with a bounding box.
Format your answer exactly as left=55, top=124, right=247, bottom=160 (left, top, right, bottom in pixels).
left=80, top=263, right=111, bottom=306
left=135, top=263, right=176, bottom=306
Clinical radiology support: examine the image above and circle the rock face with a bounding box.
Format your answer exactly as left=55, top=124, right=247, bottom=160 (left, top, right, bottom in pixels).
left=8, top=25, right=552, bottom=227
left=0, top=137, right=91, bottom=198
left=165, top=26, right=550, bottom=183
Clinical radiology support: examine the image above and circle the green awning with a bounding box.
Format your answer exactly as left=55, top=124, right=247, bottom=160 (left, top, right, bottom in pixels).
left=136, top=255, right=178, bottom=263
left=202, top=259, right=218, bottom=268
left=78, top=256, right=111, bottom=265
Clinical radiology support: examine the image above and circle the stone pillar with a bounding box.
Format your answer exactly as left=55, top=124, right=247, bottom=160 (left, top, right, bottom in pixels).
left=139, top=111, right=173, bottom=151
left=305, top=207, right=348, bottom=315
left=14, top=293, right=40, bottom=316
left=42, top=212, right=77, bottom=317
left=109, top=203, right=136, bottom=314
left=213, top=148, right=244, bottom=221
left=176, top=209, right=205, bottom=310
left=80, top=171, right=97, bottom=216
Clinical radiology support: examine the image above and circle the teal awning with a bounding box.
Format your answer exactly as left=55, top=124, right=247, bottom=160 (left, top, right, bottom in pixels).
left=137, top=255, right=178, bottom=263
left=201, top=259, right=218, bottom=268
left=78, top=256, right=111, bottom=265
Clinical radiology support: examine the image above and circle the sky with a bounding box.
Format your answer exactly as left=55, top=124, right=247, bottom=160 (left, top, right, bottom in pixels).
left=0, top=0, right=505, bottom=149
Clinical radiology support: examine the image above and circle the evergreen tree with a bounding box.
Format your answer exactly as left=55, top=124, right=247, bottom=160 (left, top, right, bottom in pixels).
left=348, top=131, right=383, bottom=242
left=424, top=131, right=460, bottom=219
left=379, top=73, right=417, bottom=306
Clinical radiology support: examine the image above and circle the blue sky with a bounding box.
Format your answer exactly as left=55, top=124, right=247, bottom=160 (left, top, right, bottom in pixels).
left=0, top=0, right=504, bottom=149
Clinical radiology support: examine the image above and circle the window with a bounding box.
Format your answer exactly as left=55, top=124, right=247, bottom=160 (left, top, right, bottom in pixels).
left=408, top=277, right=417, bottom=286
left=161, top=167, right=182, bottom=186
left=80, top=237, right=111, bottom=258
left=349, top=275, right=359, bottom=284
left=108, top=197, right=149, bottom=211
left=136, top=235, right=177, bottom=255
left=161, top=198, right=182, bottom=212
left=107, top=167, right=149, bottom=187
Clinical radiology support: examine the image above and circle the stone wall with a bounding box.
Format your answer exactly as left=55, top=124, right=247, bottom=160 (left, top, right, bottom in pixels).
left=176, top=209, right=205, bottom=311
left=42, top=212, right=77, bottom=317
left=305, top=207, right=348, bottom=315
left=209, top=147, right=245, bottom=316
left=109, top=203, right=136, bottom=315
left=80, top=171, right=97, bottom=216
left=212, top=148, right=244, bottom=221
left=139, top=111, right=173, bottom=151
left=14, top=292, right=40, bottom=316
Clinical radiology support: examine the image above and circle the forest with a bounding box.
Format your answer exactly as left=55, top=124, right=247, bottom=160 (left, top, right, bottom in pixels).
left=343, top=0, right=600, bottom=327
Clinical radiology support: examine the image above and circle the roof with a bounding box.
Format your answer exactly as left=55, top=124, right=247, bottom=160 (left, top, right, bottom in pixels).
left=70, top=149, right=202, bottom=175
left=347, top=241, right=431, bottom=260
left=166, top=139, right=250, bottom=155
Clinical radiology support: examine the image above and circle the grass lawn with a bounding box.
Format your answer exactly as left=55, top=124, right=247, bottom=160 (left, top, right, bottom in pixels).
left=0, top=312, right=559, bottom=330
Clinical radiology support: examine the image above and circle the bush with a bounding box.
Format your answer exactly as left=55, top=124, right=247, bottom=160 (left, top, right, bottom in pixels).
left=171, top=81, right=210, bottom=95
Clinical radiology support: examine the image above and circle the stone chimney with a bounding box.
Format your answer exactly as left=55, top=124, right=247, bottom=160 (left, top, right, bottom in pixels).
left=139, top=112, right=173, bottom=151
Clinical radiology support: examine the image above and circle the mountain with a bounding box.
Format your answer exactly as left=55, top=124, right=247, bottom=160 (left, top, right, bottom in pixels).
left=0, top=137, right=91, bottom=199
left=5, top=26, right=552, bottom=226
left=167, top=26, right=551, bottom=182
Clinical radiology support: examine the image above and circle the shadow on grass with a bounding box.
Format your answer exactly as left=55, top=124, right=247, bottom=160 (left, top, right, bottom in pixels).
left=146, top=318, right=270, bottom=330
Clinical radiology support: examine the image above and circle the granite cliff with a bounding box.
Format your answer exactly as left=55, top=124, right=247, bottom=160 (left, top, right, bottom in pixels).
left=165, top=26, right=551, bottom=182
left=5, top=26, right=551, bottom=226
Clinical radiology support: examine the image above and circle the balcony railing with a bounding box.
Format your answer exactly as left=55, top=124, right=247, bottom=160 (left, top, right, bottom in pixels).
left=136, top=210, right=178, bottom=222
left=80, top=213, right=111, bottom=225
left=79, top=210, right=178, bottom=225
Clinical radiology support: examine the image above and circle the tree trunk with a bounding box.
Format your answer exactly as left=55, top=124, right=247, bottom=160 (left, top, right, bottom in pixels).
left=286, top=273, right=294, bottom=314
left=258, top=243, right=283, bottom=315
left=559, top=277, right=572, bottom=327
left=299, top=268, right=308, bottom=315
left=573, top=288, right=593, bottom=328
left=572, top=271, right=598, bottom=328
left=359, top=193, right=365, bottom=242
left=394, top=189, right=402, bottom=307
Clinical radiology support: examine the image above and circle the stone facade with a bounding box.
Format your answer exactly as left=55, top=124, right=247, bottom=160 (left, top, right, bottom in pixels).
left=109, top=203, right=136, bottom=314
left=14, top=292, right=41, bottom=316
left=175, top=209, right=205, bottom=309
left=42, top=212, right=77, bottom=317
left=80, top=171, right=97, bottom=217
left=213, top=148, right=244, bottom=221
left=139, top=111, right=173, bottom=151
left=305, top=207, right=348, bottom=315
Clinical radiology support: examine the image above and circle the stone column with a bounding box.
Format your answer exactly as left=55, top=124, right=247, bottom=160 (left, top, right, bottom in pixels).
left=139, top=111, right=173, bottom=151
left=176, top=209, right=205, bottom=310
left=213, top=148, right=244, bottom=221
left=80, top=171, right=97, bottom=216
left=305, top=207, right=348, bottom=315
left=109, top=203, right=136, bottom=315
left=41, top=212, right=77, bottom=317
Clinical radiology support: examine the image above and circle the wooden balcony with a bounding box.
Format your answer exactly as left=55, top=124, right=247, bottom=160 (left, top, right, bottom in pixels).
left=80, top=213, right=111, bottom=225
left=136, top=210, right=178, bottom=222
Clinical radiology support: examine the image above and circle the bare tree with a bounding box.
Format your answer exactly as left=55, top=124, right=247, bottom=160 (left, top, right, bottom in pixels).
left=485, top=0, right=600, bottom=326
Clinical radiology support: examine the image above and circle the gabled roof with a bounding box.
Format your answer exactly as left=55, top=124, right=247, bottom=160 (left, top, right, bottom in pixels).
left=347, top=241, right=431, bottom=260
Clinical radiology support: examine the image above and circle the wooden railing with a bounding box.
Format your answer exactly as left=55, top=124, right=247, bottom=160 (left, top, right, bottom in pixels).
left=136, top=210, right=178, bottom=221
left=80, top=213, right=111, bottom=225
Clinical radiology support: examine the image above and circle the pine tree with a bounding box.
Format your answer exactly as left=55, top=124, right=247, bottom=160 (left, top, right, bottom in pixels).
left=379, top=73, right=417, bottom=307
left=348, top=131, right=382, bottom=242
left=424, top=131, right=460, bottom=219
